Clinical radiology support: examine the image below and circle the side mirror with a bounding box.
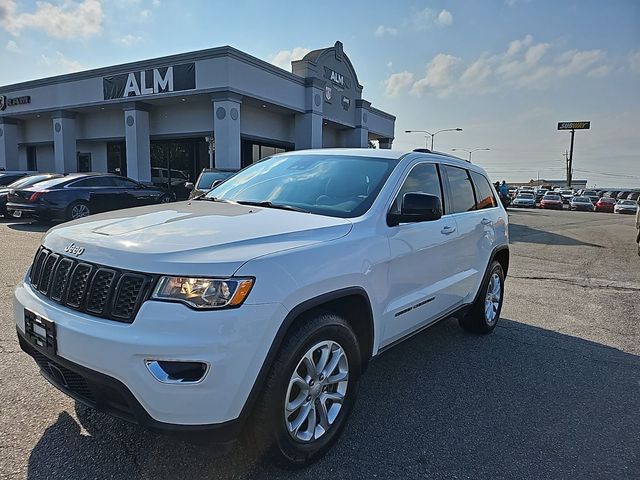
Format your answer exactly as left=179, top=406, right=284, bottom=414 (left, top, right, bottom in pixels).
left=388, top=193, right=443, bottom=226
left=185, top=182, right=194, bottom=190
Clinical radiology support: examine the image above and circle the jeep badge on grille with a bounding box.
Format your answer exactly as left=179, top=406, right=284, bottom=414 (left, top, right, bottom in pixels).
left=64, top=243, right=85, bottom=256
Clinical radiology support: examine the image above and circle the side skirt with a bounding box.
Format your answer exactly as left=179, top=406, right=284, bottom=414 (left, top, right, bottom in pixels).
left=378, top=303, right=471, bottom=354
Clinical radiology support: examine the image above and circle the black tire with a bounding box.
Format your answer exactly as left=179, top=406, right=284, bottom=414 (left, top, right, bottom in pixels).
left=247, top=311, right=361, bottom=466
left=459, top=261, right=505, bottom=334
left=158, top=194, right=173, bottom=204
left=66, top=200, right=91, bottom=221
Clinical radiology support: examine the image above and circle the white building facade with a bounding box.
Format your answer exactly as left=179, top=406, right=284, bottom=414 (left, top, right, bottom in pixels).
left=0, top=41, right=395, bottom=187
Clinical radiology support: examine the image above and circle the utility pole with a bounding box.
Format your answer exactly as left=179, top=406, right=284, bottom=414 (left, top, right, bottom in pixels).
left=557, top=121, right=590, bottom=188
left=567, top=129, right=575, bottom=187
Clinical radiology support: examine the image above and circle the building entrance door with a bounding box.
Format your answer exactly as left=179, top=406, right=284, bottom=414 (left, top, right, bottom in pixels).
left=150, top=138, right=208, bottom=200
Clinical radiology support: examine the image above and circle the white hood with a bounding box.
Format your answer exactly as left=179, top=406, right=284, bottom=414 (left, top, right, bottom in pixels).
left=42, top=201, right=353, bottom=276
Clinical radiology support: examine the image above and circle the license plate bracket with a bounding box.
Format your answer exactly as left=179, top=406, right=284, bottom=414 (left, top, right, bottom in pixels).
left=24, top=309, right=57, bottom=355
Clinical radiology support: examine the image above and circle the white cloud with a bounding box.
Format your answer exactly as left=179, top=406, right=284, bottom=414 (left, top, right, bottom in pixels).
left=411, top=54, right=460, bottom=95
left=375, top=25, right=397, bottom=37
left=436, top=9, right=453, bottom=27
left=140, top=8, right=151, bottom=18
left=384, top=71, right=414, bottom=96
left=555, top=49, right=605, bottom=76
left=270, top=47, right=311, bottom=71
left=152, top=0, right=161, bottom=6
left=40, top=51, right=86, bottom=75
left=628, top=49, right=640, bottom=74
left=506, top=34, right=533, bottom=56
left=459, top=58, right=492, bottom=86
left=415, top=8, right=454, bottom=29
left=386, top=34, right=613, bottom=98
left=118, top=34, right=143, bottom=46
left=1, top=0, right=103, bottom=39
left=587, top=65, right=612, bottom=78
left=5, top=40, right=21, bottom=53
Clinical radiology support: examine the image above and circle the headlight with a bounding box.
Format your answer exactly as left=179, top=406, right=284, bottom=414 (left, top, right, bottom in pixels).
left=151, top=276, right=254, bottom=309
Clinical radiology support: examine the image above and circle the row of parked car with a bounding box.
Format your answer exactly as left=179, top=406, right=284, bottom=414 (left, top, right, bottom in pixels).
left=509, top=186, right=639, bottom=214
left=0, top=168, right=238, bottom=223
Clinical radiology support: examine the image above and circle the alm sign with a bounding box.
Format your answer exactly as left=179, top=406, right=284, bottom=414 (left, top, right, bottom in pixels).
left=103, top=63, right=195, bottom=100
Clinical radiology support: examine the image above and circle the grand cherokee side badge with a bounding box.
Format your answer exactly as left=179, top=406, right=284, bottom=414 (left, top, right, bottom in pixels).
left=64, top=243, right=85, bottom=256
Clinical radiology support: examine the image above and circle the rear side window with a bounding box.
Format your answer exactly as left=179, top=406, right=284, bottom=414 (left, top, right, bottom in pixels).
left=470, top=171, right=497, bottom=209
left=71, top=177, right=116, bottom=188
left=443, top=165, right=476, bottom=213
left=390, top=163, right=443, bottom=214
left=111, top=177, right=140, bottom=188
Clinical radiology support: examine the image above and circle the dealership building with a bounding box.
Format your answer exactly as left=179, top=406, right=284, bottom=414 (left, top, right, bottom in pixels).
left=0, top=41, right=396, bottom=186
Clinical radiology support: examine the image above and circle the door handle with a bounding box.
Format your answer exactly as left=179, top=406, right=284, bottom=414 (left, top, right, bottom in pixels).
left=481, top=218, right=492, bottom=225
left=441, top=226, right=456, bottom=235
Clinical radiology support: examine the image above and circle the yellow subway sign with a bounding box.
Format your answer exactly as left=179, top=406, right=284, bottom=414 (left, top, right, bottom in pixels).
left=557, top=121, right=590, bottom=130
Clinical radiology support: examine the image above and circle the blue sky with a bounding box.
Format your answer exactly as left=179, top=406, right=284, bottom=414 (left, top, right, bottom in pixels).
left=1, top=0, right=639, bottom=187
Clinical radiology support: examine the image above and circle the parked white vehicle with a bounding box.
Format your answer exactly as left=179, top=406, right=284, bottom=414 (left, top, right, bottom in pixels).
left=512, top=192, right=536, bottom=208
left=614, top=199, right=638, bottom=214
left=14, top=149, right=509, bottom=465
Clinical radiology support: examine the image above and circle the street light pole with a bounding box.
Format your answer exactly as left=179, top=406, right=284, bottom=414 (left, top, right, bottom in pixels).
left=405, top=128, right=462, bottom=151
left=451, top=147, right=490, bottom=163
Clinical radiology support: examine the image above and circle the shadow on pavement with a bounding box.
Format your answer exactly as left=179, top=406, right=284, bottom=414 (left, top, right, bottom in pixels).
left=5, top=221, right=51, bottom=233
left=509, top=222, right=604, bottom=247
left=26, top=318, right=640, bottom=480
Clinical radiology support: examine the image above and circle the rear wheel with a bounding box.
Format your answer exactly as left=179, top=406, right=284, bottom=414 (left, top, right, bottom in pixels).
left=459, top=261, right=504, bottom=334
left=248, top=312, right=361, bottom=466
left=66, top=201, right=90, bottom=221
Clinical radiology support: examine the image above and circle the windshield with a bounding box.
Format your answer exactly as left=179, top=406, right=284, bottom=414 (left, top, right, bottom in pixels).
left=620, top=200, right=636, bottom=205
left=544, top=195, right=560, bottom=200
left=518, top=193, right=534, bottom=198
left=206, top=154, right=399, bottom=218
left=574, top=197, right=590, bottom=202
left=18, top=176, right=73, bottom=189
left=196, top=171, right=234, bottom=190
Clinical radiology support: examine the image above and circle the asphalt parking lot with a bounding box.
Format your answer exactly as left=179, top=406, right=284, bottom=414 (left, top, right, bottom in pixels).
left=1, top=209, right=639, bottom=480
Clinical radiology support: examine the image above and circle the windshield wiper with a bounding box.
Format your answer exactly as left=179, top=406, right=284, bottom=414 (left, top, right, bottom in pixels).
left=194, top=196, right=230, bottom=202
left=236, top=200, right=310, bottom=213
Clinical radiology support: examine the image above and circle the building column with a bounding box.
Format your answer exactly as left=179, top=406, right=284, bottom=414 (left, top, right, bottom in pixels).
left=344, top=99, right=370, bottom=148
left=52, top=111, right=77, bottom=173
left=295, top=78, right=324, bottom=150
left=211, top=93, right=242, bottom=170
left=124, top=103, right=151, bottom=182
left=0, top=118, right=20, bottom=170
left=379, top=138, right=393, bottom=149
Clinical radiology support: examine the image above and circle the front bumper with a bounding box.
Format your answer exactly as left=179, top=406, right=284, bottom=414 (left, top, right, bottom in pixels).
left=15, top=280, right=286, bottom=428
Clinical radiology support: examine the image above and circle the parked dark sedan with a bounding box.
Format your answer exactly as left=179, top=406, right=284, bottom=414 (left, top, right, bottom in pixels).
left=0, top=171, right=30, bottom=186
left=6, top=173, right=172, bottom=222
left=0, top=173, right=62, bottom=217
left=570, top=196, right=595, bottom=212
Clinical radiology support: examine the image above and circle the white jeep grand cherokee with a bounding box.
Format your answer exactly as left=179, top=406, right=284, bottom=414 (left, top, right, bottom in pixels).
left=15, top=149, right=508, bottom=465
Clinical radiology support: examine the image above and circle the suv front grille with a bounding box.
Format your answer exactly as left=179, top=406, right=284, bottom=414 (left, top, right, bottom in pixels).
left=29, top=246, right=155, bottom=323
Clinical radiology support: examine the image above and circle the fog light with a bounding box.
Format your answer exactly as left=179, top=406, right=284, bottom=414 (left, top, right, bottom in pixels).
left=145, top=360, right=209, bottom=384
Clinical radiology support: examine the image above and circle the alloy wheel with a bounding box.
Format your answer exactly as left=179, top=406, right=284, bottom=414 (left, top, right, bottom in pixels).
left=484, top=273, right=501, bottom=325
left=71, top=204, right=90, bottom=219
left=284, top=340, right=349, bottom=443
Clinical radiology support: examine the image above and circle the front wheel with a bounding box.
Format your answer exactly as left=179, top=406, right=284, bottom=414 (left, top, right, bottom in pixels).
left=248, top=312, right=361, bottom=466
left=459, top=261, right=505, bottom=334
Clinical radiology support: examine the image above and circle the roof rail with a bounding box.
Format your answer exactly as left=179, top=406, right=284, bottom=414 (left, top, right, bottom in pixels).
left=412, top=148, right=432, bottom=153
